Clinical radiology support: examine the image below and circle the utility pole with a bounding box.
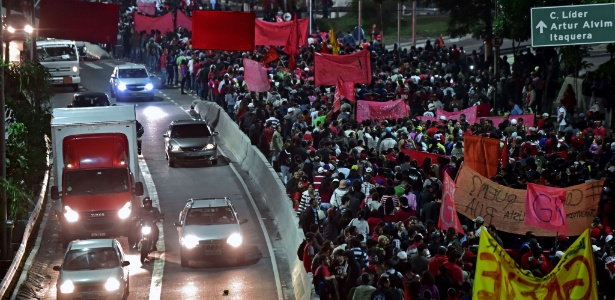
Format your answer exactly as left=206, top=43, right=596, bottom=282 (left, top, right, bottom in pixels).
left=397, top=1, right=400, bottom=47
left=411, top=0, right=416, bottom=47
left=357, top=0, right=361, bottom=46
left=0, top=0, right=8, bottom=261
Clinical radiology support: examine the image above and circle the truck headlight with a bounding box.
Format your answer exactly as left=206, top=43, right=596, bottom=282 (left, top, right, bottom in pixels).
left=59, top=280, right=75, bottom=293
left=227, top=233, right=242, bottom=248
left=170, top=144, right=182, bottom=151
left=72, top=65, right=78, bottom=73
left=204, top=143, right=215, bottom=150
left=118, top=83, right=127, bottom=91
left=145, top=83, right=154, bottom=91
left=118, top=202, right=131, bottom=220
left=141, top=226, right=152, bottom=235
left=64, top=206, right=79, bottom=223
left=182, top=235, right=199, bottom=249
left=104, top=278, right=121, bottom=291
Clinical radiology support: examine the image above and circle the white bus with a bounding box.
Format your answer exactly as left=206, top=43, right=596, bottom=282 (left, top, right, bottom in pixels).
left=37, top=39, right=81, bottom=91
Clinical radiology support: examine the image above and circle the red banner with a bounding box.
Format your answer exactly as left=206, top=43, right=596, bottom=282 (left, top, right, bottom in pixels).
left=463, top=135, right=500, bottom=178
left=176, top=9, right=192, bottom=31
left=262, top=47, right=279, bottom=64
left=399, top=149, right=447, bottom=167
left=39, top=0, right=119, bottom=44
left=254, top=18, right=309, bottom=46
left=192, top=11, right=255, bottom=51
left=334, top=77, right=355, bottom=112
left=437, top=106, right=477, bottom=124
left=134, top=13, right=174, bottom=35
left=314, top=50, right=372, bottom=86
left=243, top=59, right=270, bottom=92
left=478, top=114, right=536, bottom=132
left=356, top=99, right=407, bottom=123
left=439, top=173, right=464, bottom=234
left=525, top=183, right=568, bottom=234
left=137, top=1, right=156, bottom=16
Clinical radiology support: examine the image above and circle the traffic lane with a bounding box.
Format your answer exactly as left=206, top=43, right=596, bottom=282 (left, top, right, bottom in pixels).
left=136, top=102, right=279, bottom=299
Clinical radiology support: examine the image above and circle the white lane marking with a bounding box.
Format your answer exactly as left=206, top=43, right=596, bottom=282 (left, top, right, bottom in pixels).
left=83, top=62, right=102, bottom=69
left=104, top=62, right=117, bottom=68
left=138, top=158, right=166, bottom=300
left=178, top=108, right=283, bottom=300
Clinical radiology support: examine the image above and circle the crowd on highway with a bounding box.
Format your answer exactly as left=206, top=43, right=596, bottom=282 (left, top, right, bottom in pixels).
left=111, top=3, right=615, bottom=299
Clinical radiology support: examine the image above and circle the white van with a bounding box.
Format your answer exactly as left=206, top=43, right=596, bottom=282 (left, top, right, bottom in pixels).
left=37, top=39, right=81, bottom=91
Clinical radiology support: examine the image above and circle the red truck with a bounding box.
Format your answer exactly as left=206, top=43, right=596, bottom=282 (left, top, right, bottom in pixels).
left=50, top=106, right=143, bottom=246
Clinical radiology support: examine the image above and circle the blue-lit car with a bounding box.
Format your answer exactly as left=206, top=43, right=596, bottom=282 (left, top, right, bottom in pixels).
left=109, top=64, right=155, bottom=101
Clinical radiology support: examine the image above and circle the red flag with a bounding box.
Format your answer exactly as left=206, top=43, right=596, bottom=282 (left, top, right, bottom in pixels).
left=502, top=138, right=509, bottom=168
left=314, top=50, right=372, bottom=86
left=176, top=9, right=192, bottom=31
left=137, top=1, right=156, bottom=16
left=192, top=11, right=255, bottom=51
left=254, top=18, right=309, bottom=46
left=334, top=77, right=355, bottom=112
left=262, top=47, right=279, bottom=64
left=243, top=59, right=270, bottom=92
left=320, top=42, right=329, bottom=54
left=39, top=0, right=119, bottom=44
left=288, top=55, right=297, bottom=72
left=284, top=15, right=300, bottom=56
left=439, top=173, right=464, bottom=234
left=525, top=183, right=567, bottom=234
left=134, top=13, right=174, bottom=35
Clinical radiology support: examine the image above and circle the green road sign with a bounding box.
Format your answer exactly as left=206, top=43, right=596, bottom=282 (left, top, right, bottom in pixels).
left=531, top=3, right=615, bottom=47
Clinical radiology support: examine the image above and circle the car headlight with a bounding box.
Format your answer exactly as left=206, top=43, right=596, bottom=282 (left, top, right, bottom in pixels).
left=182, top=235, right=199, bottom=249
left=64, top=206, right=79, bottom=223
left=104, top=277, right=121, bottom=291
left=141, top=225, right=152, bottom=235
left=118, top=83, right=127, bottom=91
left=59, top=280, right=75, bottom=294
left=204, top=143, right=215, bottom=150
left=227, top=233, right=242, bottom=248
left=145, top=83, right=154, bottom=91
left=118, top=202, right=131, bottom=219
left=170, top=144, right=182, bottom=151
left=72, top=65, right=78, bottom=73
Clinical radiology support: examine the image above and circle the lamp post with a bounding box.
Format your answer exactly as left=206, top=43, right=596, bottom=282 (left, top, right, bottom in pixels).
left=0, top=0, right=8, bottom=262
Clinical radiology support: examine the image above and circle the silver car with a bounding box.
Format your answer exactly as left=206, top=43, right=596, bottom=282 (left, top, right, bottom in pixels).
left=109, top=64, right=155, bottom=101
left=164, top=119, right=219, bottom=167
left=175, top=198, right=247, bottom=267
left=53, top=239, right=130, bottom=300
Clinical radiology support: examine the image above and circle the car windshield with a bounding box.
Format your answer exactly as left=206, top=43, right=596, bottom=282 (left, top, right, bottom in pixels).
left=63, top=247, right=120, bottom=271
left=185, top=207, right=236, bottom=225
left=37, top=45, right=77, bottom=62
left=118, top=68, right=148, bottom=78
left=64, top=169, right=129, bottom=196
left=170, top=124, right=211, bottom=138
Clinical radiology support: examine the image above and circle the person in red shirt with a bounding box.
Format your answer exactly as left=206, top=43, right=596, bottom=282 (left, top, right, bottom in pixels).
left=476, top=100, right=492, bottom=117
left=520, top=246, right=550, bottom=276
left=443, top=252, right=464, bottom=286
left=428, top=246, right=449, bottom=276
left=537, top=113, right=549, bottom=130
left=303, top=232, right=316, bottom=273
left=594, top=121, right=607, bottom=140
left=591, top=217, right=612, bottom=240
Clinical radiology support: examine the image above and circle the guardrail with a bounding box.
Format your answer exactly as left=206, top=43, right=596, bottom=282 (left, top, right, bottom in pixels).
left=0, top=141, right=51, bottom=297
left=195, top=102, right=311, bottom=300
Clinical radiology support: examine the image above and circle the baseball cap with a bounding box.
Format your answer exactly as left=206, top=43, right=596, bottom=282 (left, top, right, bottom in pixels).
left=397, top=251, right=408, bottom=260
left=542, top=113, right=549, bottom=117
left=360, top=153, right=367, bottom=160
left=416, top=126, right=423, bottom=131
left=318, top=167, right=326, bottom=174
left=511, top=119, right=517, bottom=125
left=555, top=251, right=565, bottom=259
left=365, top=167, right=373, bottom=173
left=557, top=234, right=568, bottom=242
left=473, top=216, right=484, bottom=223
left=439, top=115, right=446, bottom=121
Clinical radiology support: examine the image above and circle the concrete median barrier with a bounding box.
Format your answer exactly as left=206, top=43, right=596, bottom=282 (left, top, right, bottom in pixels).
left=195, top=101, right=311, bottom=300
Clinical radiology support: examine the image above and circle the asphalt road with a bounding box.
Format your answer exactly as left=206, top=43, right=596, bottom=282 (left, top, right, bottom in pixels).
left=13, top=59, right=292, bottom=300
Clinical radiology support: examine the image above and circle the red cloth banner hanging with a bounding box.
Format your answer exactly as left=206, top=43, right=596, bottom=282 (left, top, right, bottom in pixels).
left=254, top=18, right=309, bottom=46
left=356, top=99, right=407, bottom=123
left=436, top=106, right=478, bottom=124
left=262, top=47, right=279, bottom=64
left=463, top=135, right=500, bottom=178
left=525, top=183, right=568, bottom=234
left=176, top=10, right=192, bottom=31
left=439, top=173, right=464, bottom=234
left=39, top=0, right=119, bottom=44
left=400, top=149, right=447, bottom=167
left=134, top=13, right=174, bottom=35
left=137, top=1, right=156, bottom=16
left=192, top=11, right=255, bottom=51
left=314, top=50, right=372, bottom=86
left=243, top=59, right=270, bottom=92
left=334, top=77, right=355, bottom=112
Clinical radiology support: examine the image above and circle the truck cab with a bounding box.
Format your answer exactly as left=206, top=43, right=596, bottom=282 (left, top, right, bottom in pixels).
left=51, top=106, right=143, bottom=246
left=37, top=39, right=81, bottom=91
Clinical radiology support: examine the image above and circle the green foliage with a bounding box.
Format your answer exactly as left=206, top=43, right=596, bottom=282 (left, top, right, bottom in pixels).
left=433, top=0, right=493, bottom=38
left=4, top=60, right=53, bottom=220
left=558, top=45, right=593, bottom=77
left=493, top=0, right=533, bottom=42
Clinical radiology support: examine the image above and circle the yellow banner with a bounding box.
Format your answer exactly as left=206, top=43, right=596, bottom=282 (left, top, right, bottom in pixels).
left=473, top=228, right=598, bottom=300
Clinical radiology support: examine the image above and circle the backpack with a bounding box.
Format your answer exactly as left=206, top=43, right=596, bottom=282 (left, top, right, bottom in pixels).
left=313, top=266, right=327, bottom=295
left=297, top=239, right=307, bottom=261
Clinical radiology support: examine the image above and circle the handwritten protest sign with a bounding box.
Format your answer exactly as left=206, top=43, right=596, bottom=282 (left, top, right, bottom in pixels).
left=439, top=173, right=464, bottom=234
left=473, top=229, right=597, bottom=299
left=454, top=165, right=603, bottom=236
left=356, top=99, right=408, bottom=123
left=525, top=183, right=567, bottom=234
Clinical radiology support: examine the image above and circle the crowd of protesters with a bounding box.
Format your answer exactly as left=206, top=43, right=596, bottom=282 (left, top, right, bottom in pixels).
left=112, top=2, right=615, bottom=299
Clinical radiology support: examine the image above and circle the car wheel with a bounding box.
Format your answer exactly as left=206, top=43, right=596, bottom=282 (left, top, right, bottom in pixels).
left=180, top=249, right=189, bottom=267
left=168, top=158, right=176, bottom=168
left=72, top=84, right=79, bottom=91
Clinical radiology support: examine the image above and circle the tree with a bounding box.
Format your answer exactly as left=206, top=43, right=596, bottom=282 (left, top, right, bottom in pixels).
left=433, top=0, right=493, bottom=39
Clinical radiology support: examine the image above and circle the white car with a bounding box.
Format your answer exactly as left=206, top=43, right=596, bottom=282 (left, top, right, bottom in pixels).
left=53, top=239, right=130, bottom=300
left=175, top=198, right=247, bottom=267
left=109, top=64, right=155, bottom=101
